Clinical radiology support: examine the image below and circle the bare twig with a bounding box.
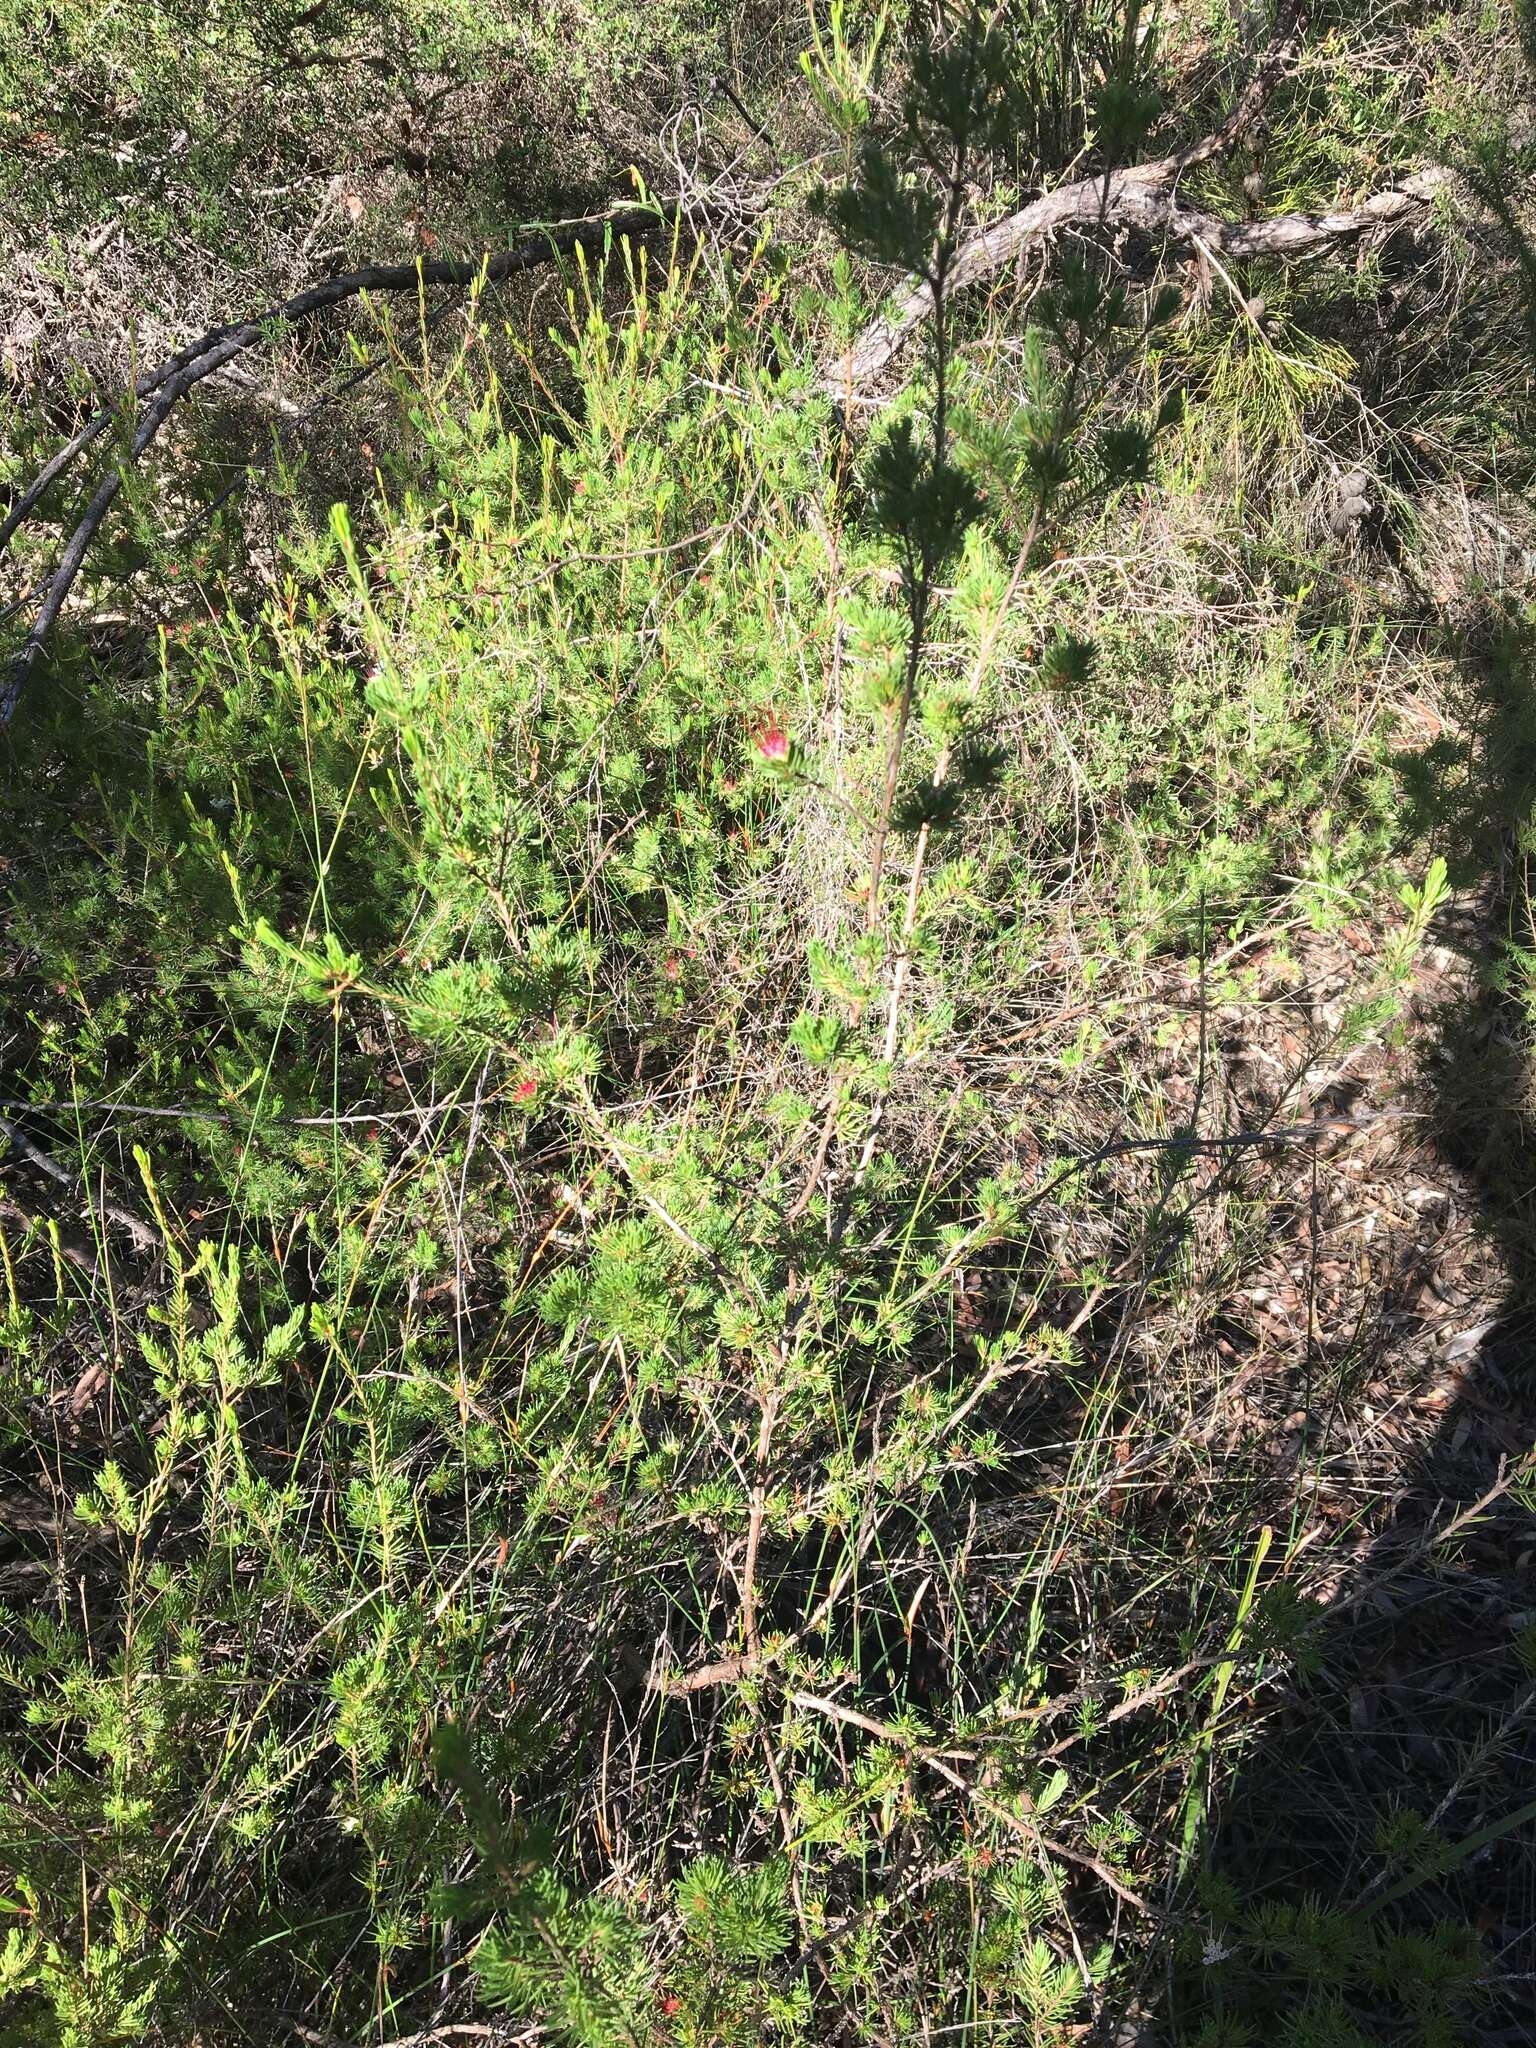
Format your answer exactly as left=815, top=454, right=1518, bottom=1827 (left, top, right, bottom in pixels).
left=0, top=1112, right=158, bottom=1253
left=739, top=1383, right=782, bottom=1658
left=288, top=2024, right=497, bottom=2048
left=789, top=1689, right=1157, bottom=1916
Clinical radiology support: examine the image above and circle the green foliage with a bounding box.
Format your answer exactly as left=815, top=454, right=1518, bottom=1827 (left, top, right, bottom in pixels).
left=1181, top=1897, right=1488, bottom=2048
left=473, top=1874, right=652, bottom=2048
left=674, top=1853, right=794, bottom=1964
left=2, top=1, right=1531, bottom=2044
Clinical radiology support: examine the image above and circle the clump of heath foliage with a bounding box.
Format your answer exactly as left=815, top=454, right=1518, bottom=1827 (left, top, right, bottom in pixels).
left=3, top=3, right=1535, bottom=2045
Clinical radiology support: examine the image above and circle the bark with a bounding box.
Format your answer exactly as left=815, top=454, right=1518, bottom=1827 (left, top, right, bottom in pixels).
left=823, top=170, right=1448, bottom=402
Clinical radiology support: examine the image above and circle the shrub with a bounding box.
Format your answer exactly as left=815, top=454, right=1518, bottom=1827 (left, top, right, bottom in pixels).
left=3, top=2, right=1532, bottom=2043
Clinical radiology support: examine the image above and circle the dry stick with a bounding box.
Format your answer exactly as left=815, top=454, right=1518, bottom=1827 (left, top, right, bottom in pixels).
left=789, top=1689, right=1156, bottom=1917
left=2, top=372, right=193, bottom=719
left=0, top=1112, right=158, bottom=1253
left=739, top=1380, right=781, bottom=1658
left=1141, top=8, right=1307, bottom=181
left=817, top=3, right=1435, bottom=404
left=2, top=198, right=721, bottom=720
left=288, top=2026, right=496, bottom=2048
left=0, top=323, right=261, bottom=560
left=2, top=203, right=695, bottom=558
left=58, top=287, right=477, bottom=634
left=662, top=1485, right=887, bottom=1694
left=828, top=168, right=1449, bottom=397
left=0, top=1194, right=98, bottom=1276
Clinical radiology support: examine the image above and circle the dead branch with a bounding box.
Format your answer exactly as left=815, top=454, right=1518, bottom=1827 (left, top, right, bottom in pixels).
left=816, top=8, right=1445, bottom=403
left=1, top=197, right=724, bottom=720
left=0, top=1111, right=159, bottom=1253
left=825, top=168, right=1448, bottom=400
left=1139, top=6, right=1306, bottom=183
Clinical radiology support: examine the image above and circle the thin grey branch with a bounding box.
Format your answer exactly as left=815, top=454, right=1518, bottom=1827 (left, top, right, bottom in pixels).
left=824, top=170, right=1447, bottom=401
left=2, top=197, right=725, bottom=719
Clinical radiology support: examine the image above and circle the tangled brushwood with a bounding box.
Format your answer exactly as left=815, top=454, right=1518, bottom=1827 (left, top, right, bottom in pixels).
left=4, top=2, right=1536, bottom=2044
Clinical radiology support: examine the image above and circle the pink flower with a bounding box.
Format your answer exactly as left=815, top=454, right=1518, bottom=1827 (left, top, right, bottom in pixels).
left=753, top=719, right=789, bottom=763
left=513, top=1077, right=538, bottom=1103
left=663, top=956, right=682, bottom=981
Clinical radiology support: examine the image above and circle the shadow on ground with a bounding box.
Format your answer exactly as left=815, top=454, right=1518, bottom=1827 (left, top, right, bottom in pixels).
left=1165, top=595, right=1536, bottom=2044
